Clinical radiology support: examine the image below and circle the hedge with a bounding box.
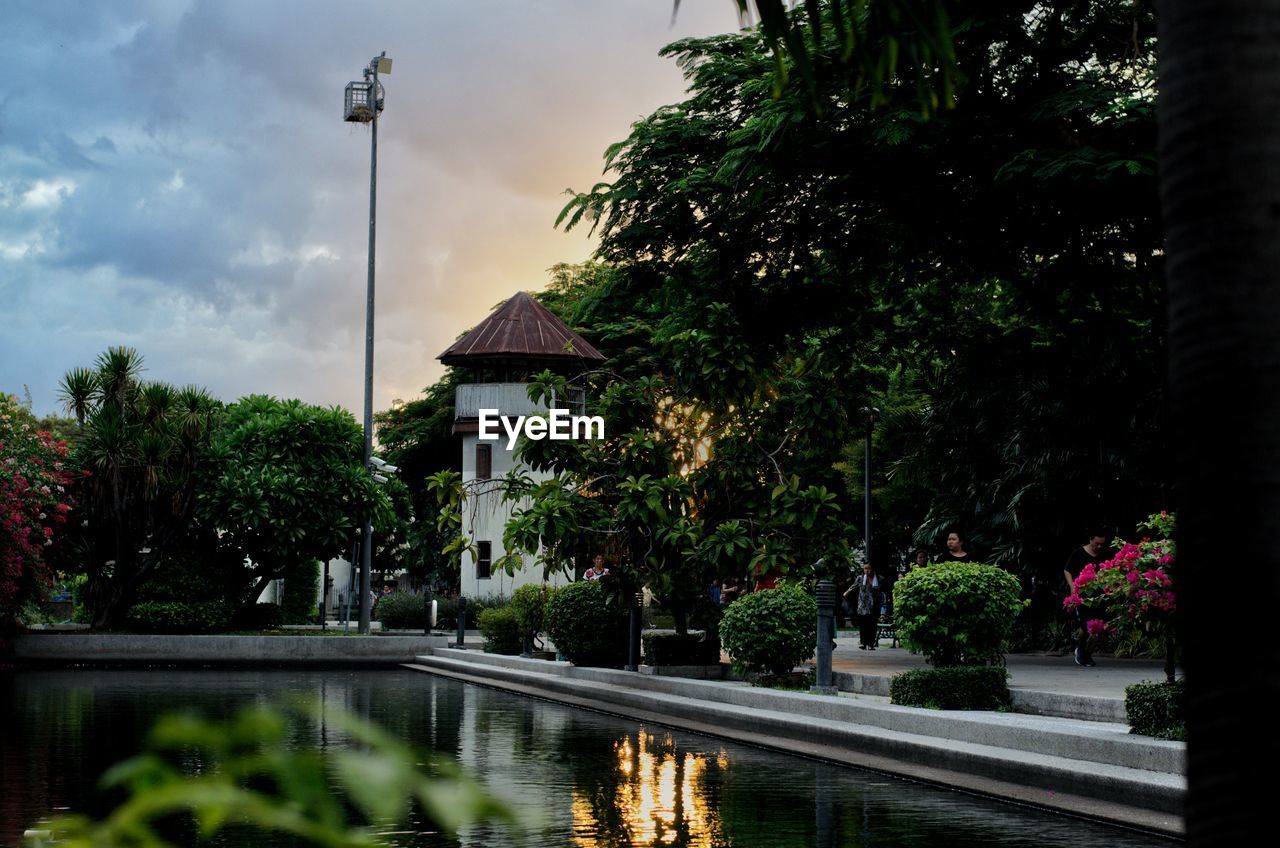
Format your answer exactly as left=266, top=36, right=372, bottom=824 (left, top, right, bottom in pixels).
left=280, top=560, right=320, bottom=624
left=641, top=631, right=721, bottom=667
left=478, top=607, right=523, bottom=655
left=232, top=602, right=283, bottom=631
left=719, top=584, right=816, bottom=676
left=889, top=666, right=1012, bottom=710
left=545, top=581, right=627, bottom=666
left=1125, top=679, right=1185, bottom=740
left=126, top=600, right=235, bottom=634
left=377, top=591, right=428, bottom=630
left=893, top=562, right=1023, bottom=666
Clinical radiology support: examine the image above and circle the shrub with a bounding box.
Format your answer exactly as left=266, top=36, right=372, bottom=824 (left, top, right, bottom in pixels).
left=641, top=631, right=721, bottom=666
left=719, top=584, right=816, bottom=676
left=377, top=591, right=428, bottom=630
left=1067, top=512, right=1178, bottom=681
left=126, top=600, right=234, bottom=634
left=893, top=562, right=1023, bottom=666
left=510, top=583, right=552, bottom=633
left=232, top=602, right=283, bottom=631
left=889, top=666, right=1012, bottom=710
left=1125, top=679, right=1185, bottom=741
left=545, top=581, right=626, bottom=667
left=478, top=607, right=523, bottom=655
left=280, top=561, right=320, bottom=624
left=431, top=594, right=511, bottom=631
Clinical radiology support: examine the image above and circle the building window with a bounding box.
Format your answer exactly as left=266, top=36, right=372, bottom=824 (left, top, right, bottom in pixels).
left=476, top=443, right=492, bottom=480
left=476, top=541, right=492, bottom=580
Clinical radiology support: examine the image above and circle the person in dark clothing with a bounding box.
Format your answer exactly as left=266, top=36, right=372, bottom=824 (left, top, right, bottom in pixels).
left=941, top=530, right=973, bottom=563
left=1064, top=528, right=1112, bottom=667
left=844, top=563, right=884, bottom=650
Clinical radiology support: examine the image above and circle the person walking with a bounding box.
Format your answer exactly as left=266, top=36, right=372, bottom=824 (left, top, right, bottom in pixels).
left=844, top=562, right=884, bottom=650
left=1064, top=528, right=1112, bottom=667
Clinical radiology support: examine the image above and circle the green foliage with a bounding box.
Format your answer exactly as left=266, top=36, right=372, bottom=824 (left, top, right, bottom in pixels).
left=125, top=600, right=234, bottom=634
left=279, top=560, right=320, bottom=625
left=1124, top=680, right=1185, bottom=741
left=889, top=666, right=1011, bottom=711
left=58, top=347, right=222, bottom=627
left=232, top=602, right=283, bottom=631
left=431, top=594, right=510, bottom=632
left=478, top=607, right=523, bottom=655
left=510, top=583, right=552, bottom=632
left=893, top=562, right=1023, bottom=666
left=641, top=631, right=721, bottom=667
left=25, top=701, right=515, bottom=846
left=545, top=581, right=626, bottom=667
left=376, top=591, right=428, bottom=631
left=197, top=395, right=391, bottom=603
left=719, top=584, right=817, bottom=676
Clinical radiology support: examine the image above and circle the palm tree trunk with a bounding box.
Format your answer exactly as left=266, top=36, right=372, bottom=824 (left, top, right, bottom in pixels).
left=1160, top=3, right=1280, bottom=842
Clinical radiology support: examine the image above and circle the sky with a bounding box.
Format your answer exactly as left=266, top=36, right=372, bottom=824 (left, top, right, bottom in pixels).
left=0, top=0, right=741, bottom=417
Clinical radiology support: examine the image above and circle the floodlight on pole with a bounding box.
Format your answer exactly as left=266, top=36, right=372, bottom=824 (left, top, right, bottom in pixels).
left=345, top=51, right=390, bottom=634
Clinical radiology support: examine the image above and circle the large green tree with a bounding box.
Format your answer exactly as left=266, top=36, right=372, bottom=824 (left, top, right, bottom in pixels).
left=563, top=2, right=1165, bottom=576
left=197, top=395, right=392, bottom=606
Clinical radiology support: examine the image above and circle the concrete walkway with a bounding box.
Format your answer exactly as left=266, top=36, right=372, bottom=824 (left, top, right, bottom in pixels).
left=832, top=641, right=1176, bottom=700
left=824, top=641, right=1177, bottom=723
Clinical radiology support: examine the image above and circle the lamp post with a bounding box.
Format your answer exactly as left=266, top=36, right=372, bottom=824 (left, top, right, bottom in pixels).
left=344, top=52, right=392, bottom=634
left=860, top=406, right=880, bottom=568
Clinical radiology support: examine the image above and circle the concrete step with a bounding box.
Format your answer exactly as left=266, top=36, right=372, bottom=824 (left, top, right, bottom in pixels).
left=408, top=651, right=1183, bottom=825
left=416, top=649, right=1181, bottom=775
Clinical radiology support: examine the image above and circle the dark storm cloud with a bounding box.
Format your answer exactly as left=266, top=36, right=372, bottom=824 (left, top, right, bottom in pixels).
left=0, top=0, right=737, bottom=415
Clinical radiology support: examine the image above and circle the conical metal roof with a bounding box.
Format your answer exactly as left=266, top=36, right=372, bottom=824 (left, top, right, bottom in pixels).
left=438, top=291, right=605, bottom=367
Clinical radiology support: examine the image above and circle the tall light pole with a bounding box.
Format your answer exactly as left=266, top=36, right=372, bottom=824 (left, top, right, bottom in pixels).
left=345, top=52, right=392, bottom=634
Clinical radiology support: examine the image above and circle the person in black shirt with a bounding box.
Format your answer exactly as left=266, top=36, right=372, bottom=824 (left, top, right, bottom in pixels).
left=1064, top=529, right=1111, bottom=667
left=941, top=530, right=973, bottom=563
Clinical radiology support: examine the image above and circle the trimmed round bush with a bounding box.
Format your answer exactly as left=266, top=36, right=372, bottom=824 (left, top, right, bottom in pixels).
left=127, top=600, right=234, bottom=634
left=478, top=607, right=523, bottom=654
left=893, top=562, right=1023, bottom=667
left=719, top=584, right=817, bottom=676
left=889, top=666, right=1011, bottom=710
left=510, top=583, right=551, bottom=633
left=545, top=581, right=626, bottom=666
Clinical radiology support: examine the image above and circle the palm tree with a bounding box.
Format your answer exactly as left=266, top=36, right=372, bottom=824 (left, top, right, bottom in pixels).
left=59, top=347, right=221, bottom=626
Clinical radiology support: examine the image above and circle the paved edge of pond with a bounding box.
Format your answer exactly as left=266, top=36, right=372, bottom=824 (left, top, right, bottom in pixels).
left=406, top=648, right=1184, bottom=840
left=9, top=632, right=453, bottom=666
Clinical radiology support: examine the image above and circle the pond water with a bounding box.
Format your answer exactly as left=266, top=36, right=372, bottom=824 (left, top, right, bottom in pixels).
left=1, top=669, right=1171, bottom=848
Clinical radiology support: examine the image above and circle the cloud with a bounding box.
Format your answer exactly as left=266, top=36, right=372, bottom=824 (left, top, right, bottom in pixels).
left=0, top=0, right=739, bottom=416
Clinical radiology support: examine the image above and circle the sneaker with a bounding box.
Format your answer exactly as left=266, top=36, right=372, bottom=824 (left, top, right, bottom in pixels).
left=1085, top=657, right=1096, bottom=667
left=869, top=646, right=877, bottom=651
left=859, top=645, right=867, bottom=650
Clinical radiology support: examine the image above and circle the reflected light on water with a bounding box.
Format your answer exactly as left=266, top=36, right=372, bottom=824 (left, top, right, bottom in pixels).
left=571, top=730, right=724, bottom=847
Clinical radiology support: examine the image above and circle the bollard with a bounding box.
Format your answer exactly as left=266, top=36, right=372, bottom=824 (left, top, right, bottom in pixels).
left=811, top=579, right=838, bottom=695
left=626, top=592, right=643, bottom=671
left=453, top=596, right=467, bottom=649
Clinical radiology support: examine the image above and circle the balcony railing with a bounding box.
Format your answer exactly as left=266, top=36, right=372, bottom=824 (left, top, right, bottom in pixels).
left=454, top=383, right=586, bottom=419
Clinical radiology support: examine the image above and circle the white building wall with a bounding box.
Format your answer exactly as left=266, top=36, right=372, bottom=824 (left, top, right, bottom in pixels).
left=457, top=383, right=572, bottom=599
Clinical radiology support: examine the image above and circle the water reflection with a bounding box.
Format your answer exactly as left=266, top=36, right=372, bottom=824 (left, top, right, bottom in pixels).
left=1, top=670, right=1173, bottom=848
left=571, top=730, right=725, bottom=847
